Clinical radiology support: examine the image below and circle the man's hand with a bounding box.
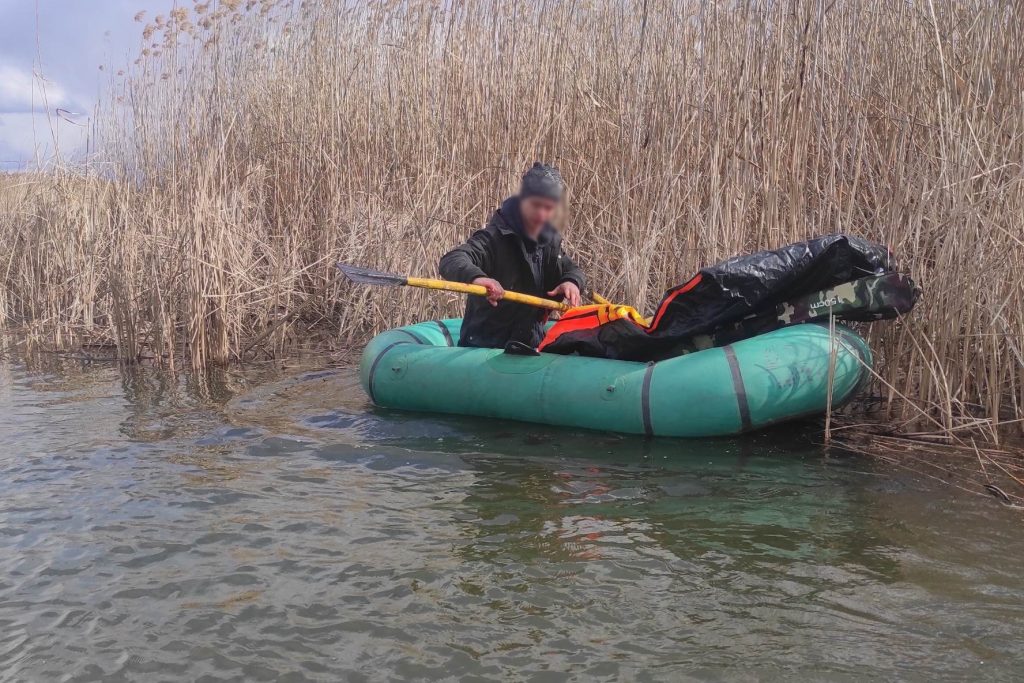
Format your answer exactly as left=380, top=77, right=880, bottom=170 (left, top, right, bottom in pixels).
left=548, top=281, right=582, bottom=307
left=472, top=277, right=505, bottom=306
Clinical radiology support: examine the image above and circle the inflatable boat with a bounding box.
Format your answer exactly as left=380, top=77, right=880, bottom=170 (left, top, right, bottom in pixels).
left=359, top=319, right=872, bottom=437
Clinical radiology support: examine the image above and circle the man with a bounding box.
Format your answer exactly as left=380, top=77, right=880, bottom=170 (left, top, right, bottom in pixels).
left=439, top=163, right=587, bottom=349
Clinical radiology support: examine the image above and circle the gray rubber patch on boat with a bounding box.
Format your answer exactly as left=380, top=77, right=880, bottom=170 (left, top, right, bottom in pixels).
left=723, top=345, right=752, bottom=431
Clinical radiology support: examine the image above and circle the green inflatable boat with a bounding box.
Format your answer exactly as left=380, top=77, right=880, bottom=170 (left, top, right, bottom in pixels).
left=359, top=320, right=872, bottom=437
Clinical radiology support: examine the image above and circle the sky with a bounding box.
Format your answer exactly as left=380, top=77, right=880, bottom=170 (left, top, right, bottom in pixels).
left=0, top=0, right=176, bottom=170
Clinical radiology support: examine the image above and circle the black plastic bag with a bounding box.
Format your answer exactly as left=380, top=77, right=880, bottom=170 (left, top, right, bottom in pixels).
left=541, top=234, right=912, bottom=360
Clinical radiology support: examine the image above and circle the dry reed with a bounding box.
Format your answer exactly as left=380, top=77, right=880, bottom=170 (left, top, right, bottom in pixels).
left=1, top=0, right=1022, bottom=439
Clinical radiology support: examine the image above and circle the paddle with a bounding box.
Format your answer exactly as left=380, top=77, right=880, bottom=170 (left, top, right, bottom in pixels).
left=336, top=263, right=570, bottom=312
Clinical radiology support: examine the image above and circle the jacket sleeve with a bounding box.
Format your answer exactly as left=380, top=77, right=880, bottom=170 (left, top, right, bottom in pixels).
left=554, top=242, right=587, bottom=292
left=439, top=229, right=493, bottom=284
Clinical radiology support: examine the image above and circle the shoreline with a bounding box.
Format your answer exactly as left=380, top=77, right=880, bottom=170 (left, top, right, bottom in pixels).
left=5, top=326, right=1024, bottom=508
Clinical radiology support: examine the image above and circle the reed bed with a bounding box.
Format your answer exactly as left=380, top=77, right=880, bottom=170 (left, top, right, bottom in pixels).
left=1, top=0, right=1022, bottom=439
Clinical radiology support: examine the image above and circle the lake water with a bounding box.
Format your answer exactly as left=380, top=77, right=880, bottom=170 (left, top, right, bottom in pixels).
left=1, top=353, right=1022, bottom=682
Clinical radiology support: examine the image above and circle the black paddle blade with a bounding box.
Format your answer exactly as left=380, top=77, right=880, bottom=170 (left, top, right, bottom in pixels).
left=336, top=263, right=408, bottom=287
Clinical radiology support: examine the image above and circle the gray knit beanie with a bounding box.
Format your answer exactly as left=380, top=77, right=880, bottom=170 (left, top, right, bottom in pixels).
left=520, top=162, right=564, bottom=201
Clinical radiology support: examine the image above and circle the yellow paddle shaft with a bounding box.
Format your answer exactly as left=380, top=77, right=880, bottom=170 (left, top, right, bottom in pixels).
left=406, top=277, right=569, bottom=312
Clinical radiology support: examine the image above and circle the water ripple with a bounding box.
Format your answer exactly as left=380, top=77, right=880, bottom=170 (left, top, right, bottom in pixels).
left=0, top=360, right=1022, bottom=680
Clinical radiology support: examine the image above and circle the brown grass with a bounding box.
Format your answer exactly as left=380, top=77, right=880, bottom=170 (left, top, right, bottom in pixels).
left=1, top=0, right=1022, bottom=439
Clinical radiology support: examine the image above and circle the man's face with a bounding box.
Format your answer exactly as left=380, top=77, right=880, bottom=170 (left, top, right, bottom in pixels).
left=520, top=196, right=558, bottom=239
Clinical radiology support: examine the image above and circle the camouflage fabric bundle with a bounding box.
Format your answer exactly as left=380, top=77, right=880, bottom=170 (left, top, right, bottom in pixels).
left=654, top=272, right=919, bottom=357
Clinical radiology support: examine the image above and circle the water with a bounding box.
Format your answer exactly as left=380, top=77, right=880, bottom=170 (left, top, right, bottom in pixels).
left=1, top=354, right=1023, bottom=682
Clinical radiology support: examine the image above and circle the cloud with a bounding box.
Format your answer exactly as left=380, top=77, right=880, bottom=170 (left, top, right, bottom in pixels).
left=0, top=0, right=178, bottom=169
left=0, top=63, right=68, bottom=113
left=0, top=110, right=88, bottom=170
left=0, top=62, right=77, bottom=169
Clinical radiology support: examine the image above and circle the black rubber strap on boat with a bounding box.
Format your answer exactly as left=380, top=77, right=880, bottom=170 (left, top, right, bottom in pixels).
left=723, top=345, right=752, bottom=431
left=433, top=320, right=454, bottom=347
left=366, top=341, right=411, bottom=403
left=641, top=362, right=656, bottom=437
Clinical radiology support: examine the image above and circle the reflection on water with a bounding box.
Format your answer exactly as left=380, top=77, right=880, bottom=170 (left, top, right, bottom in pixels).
left=1, top=354, right=1022, bottom=681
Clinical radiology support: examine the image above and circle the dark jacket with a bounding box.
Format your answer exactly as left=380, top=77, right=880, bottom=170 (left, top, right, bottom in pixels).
left=439, top=197, right=586, bottom=348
